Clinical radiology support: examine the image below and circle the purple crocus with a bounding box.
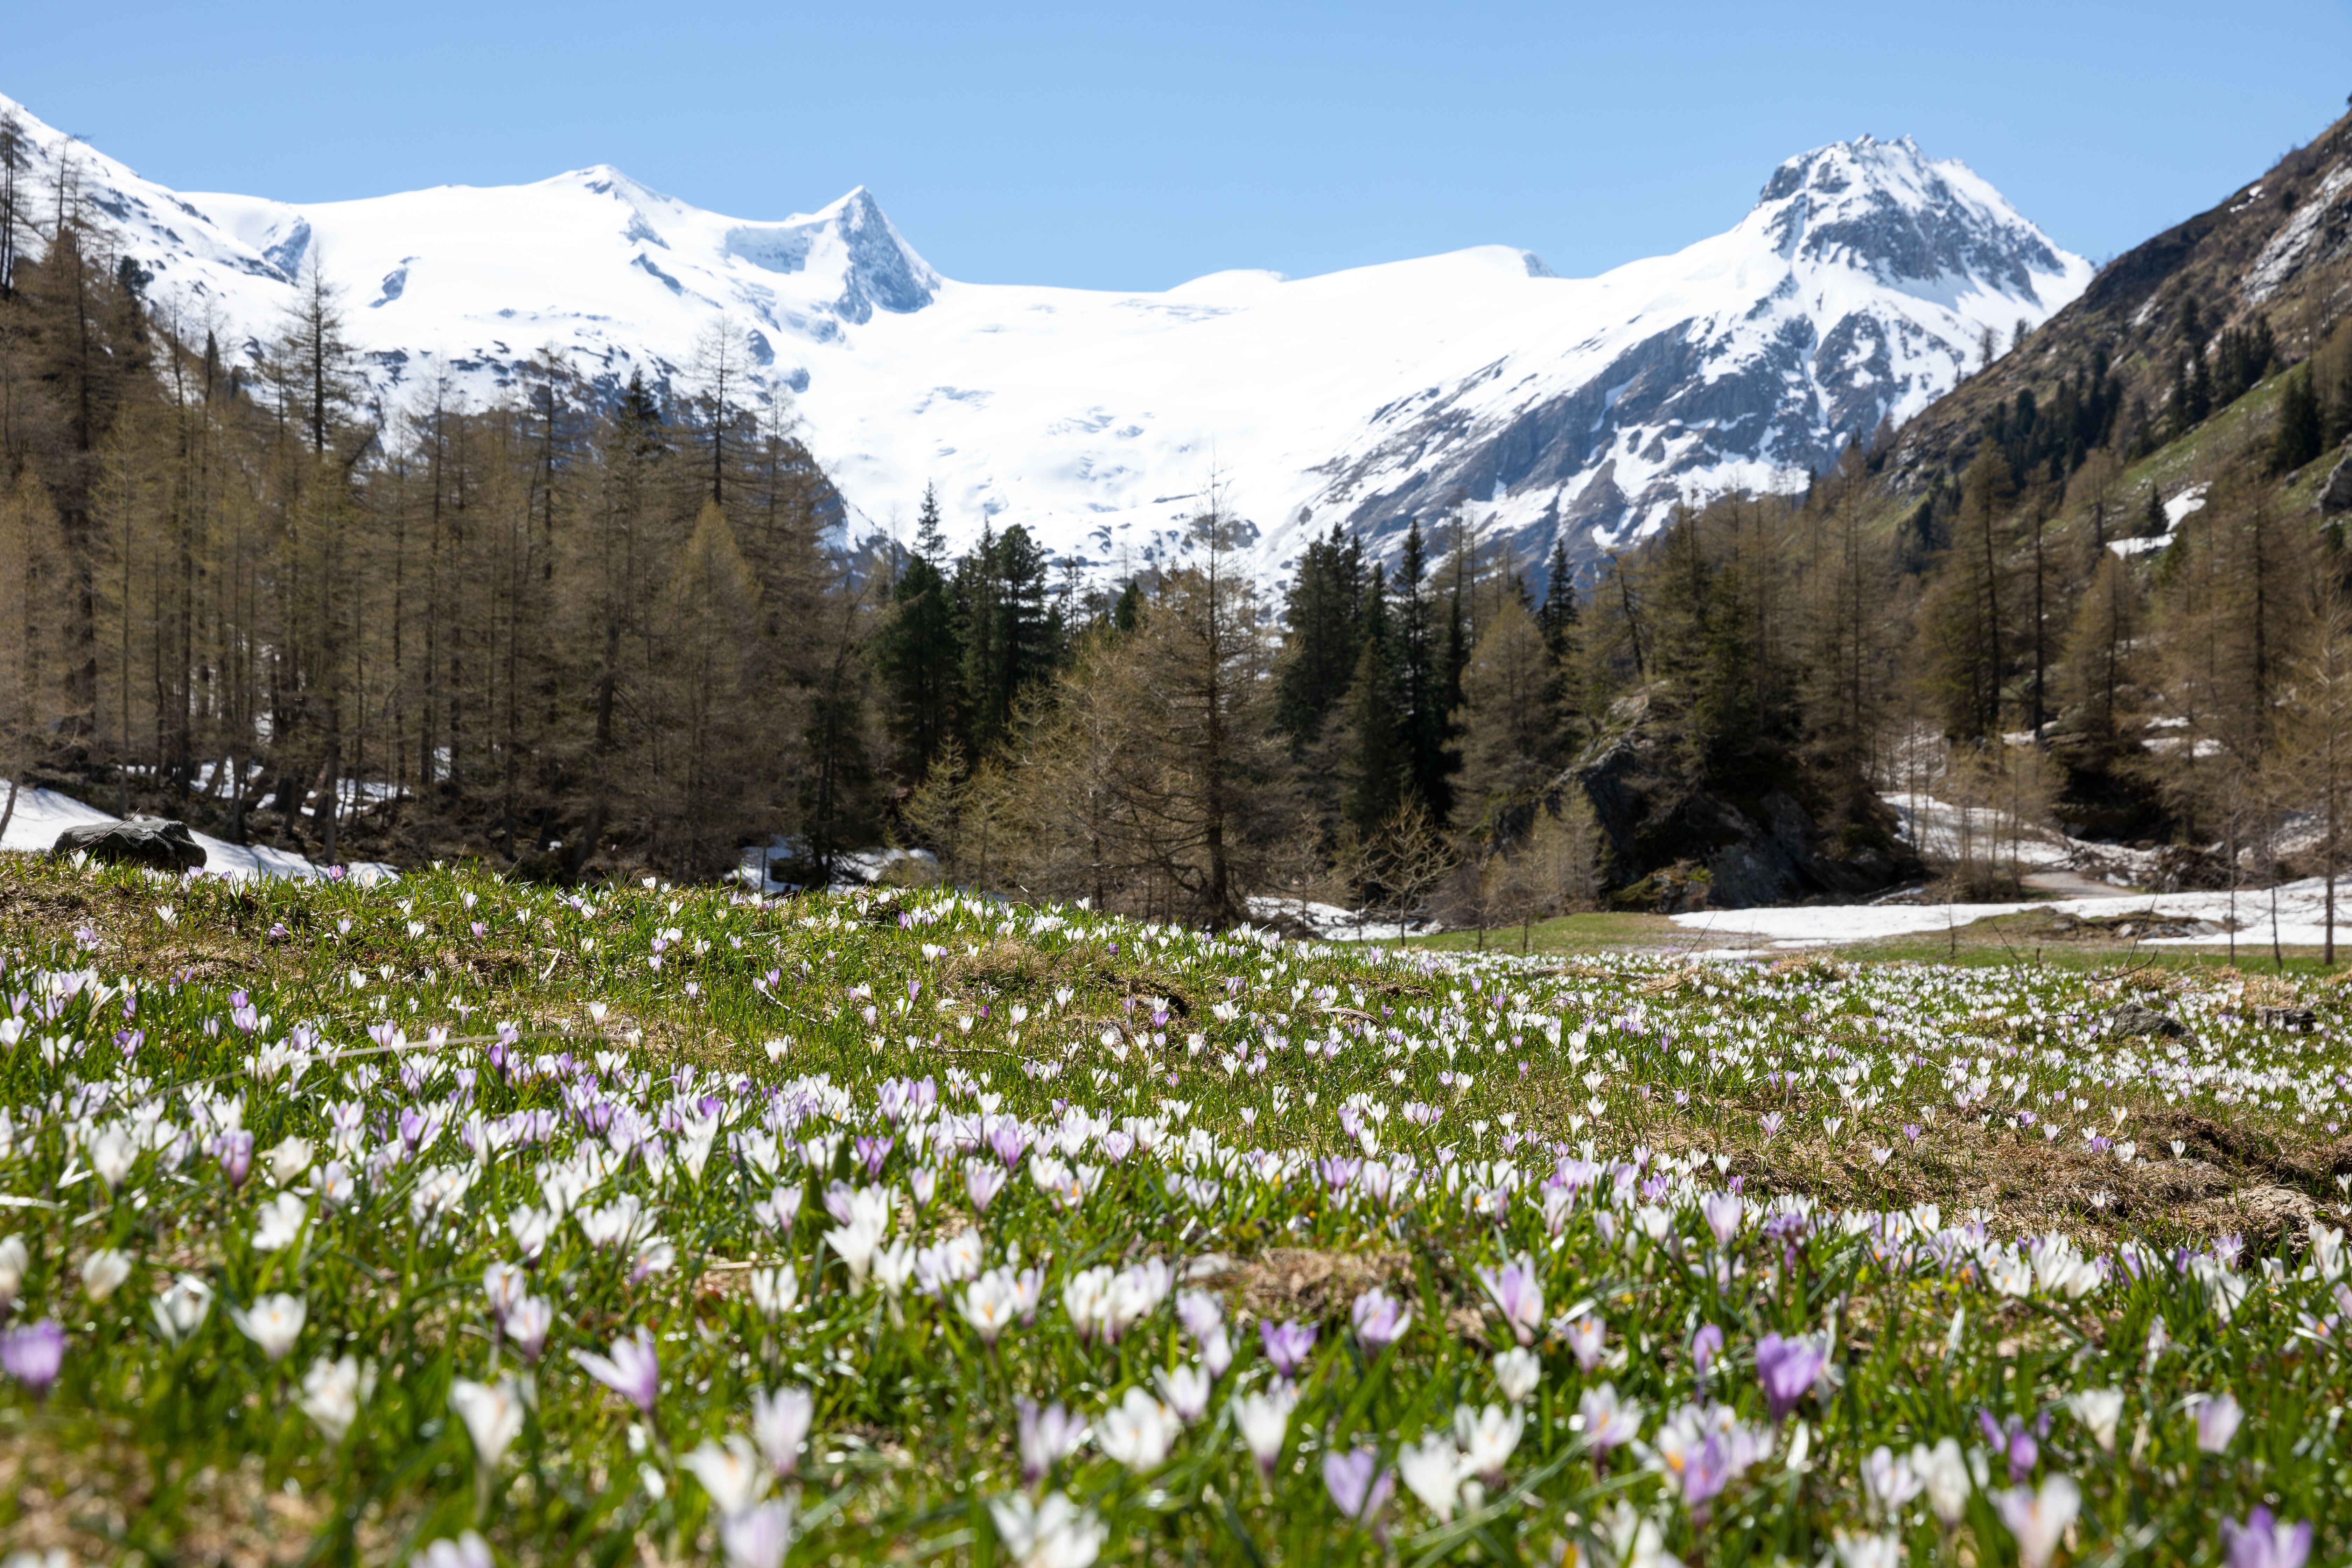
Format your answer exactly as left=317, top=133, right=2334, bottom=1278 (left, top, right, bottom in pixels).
left=1754, top=1333, right=1826, bottom=1421
left=571, top=1326, right=660, bottom=1420
left=2221, top=1507, right=2313, bottom=1568
left=216, top=1129, right=254, bottom=1189
left=1260, top=1318, right=1317, bottom=1377
left=1350, top=1287, right=1413, bottom=1353
left=1979, top=1409, right=2046, bottom=1482
left=1690, top=1323, right=1726, bottom=1382
left=0, top=1319, right=65, bottom=1398
left=1321, top=1446, right=1393, bottom=1525
left=1473, top=1254, right=1545, bottom=1347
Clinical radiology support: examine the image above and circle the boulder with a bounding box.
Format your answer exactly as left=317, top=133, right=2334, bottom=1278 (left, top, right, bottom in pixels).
left=2105, top=1001, right=2189, bottom=1040
left=1566, top=700, right=1921, bottom=909
left=50, top=814, right=207, bottom=872
left=2319, top=451, right=2352, bottom=516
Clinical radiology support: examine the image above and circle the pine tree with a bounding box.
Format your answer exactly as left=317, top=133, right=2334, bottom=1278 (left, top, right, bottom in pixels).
left=1389, top=520, right=1456, bottom=821
left=874, top=486, right=964, bottom=778
left=1337, top=579, right=1406, bottom=836
left=1453, top=595, right=1569, bottom=842
left=1536, top=537, right=1580, bottom=665
left=1273, top=524, right=1364, bottom=740
left=2270, top=363, right=2324, bottom=474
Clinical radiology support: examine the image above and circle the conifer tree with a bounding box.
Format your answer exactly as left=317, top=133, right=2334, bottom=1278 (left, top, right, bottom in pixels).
left=874, top=484, right=963, bottom=777
left=2270, top=363, right=2324, bottom=474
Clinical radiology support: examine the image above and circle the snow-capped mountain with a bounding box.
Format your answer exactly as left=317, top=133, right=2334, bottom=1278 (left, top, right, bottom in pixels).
left=3, top=92, right=2087, bottom=578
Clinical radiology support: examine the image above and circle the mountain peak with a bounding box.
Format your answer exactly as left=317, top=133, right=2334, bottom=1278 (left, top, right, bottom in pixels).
left=1751, top=135, right=2067, bottom=296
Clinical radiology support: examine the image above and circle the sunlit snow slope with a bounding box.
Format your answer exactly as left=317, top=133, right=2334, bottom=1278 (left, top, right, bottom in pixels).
left=3, top=92, right=2087, bottom=578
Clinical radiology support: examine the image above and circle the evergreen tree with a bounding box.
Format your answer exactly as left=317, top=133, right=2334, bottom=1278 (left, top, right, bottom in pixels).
left=2270, top=363, right=2324, bottom=474
left=1536, top=537, right=1581, bottom=665
left=874, top=496, right=964, bottom=779
left=1337, top=576, right=1406, bottom=835
left=1273, top=524, right=1364, bottom=740
left=955, top=523, right=1056, bottom=752
left=1389, top=520, right=1456, bottom=821
left=1112, top=580, right=1143, bottom=634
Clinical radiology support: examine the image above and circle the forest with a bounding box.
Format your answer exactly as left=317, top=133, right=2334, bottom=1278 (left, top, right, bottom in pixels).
left=3, top=119, right=2351, bottom=941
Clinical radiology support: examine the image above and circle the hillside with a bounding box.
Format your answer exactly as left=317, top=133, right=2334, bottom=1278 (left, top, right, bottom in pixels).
left=1877, top=106, right=2352, bottom=505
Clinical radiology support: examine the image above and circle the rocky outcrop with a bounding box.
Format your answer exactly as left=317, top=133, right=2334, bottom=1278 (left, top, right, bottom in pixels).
left=2319, top=451, right=2352, bottom=516
left=51, top=815, right=208, bottom=872
left=1562, top=704, right=1919, bottom=911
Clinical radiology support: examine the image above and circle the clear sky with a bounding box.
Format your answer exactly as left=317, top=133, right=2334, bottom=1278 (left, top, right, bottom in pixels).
left=10, top=1, right=2350, bottom=292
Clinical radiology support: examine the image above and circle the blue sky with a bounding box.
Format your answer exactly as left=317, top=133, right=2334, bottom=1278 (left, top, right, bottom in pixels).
left=12, top=1, right=2351, bottom=291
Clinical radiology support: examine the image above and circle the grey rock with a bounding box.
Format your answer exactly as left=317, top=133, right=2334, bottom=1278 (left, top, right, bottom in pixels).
left=2319, top=451, right=2352, bottom=516
left=2253, top=1004, right=2318, bottom=1033
left=50, top=814, right=207, bottom=872
left=2105, top=1001, right=2188, bottom=1040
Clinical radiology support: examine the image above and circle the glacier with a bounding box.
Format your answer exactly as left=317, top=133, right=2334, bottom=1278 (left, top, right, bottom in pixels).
left=1, top=91, right=2087, bottom=581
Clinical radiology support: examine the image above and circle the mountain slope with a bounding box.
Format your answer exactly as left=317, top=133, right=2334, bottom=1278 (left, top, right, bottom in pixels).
left=2, top=92, right=2085, bottom=579
left=1875, top=105, right=2352, bottom=501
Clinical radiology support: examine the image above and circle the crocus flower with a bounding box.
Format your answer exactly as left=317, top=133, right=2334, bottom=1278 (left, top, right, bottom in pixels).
left=1155, top=1363, right=1212, bottom=1424
left=1492, top=1346, right=1541, bottom=1404
left=1995, top=1475, right=2081, bottom=1568
left=1578, top=1382, right=1641, bottom=1457
left=81, top=1247, right=132, bottom=1302
left=684, top=1434, right=770, bottom=1517
left=449, top=1376, right=526, bottom=1467
left=1916, top=1438, right=1970, bottom=1525
left=2065, top=1388, right=2124, bottom=1452
left=505, top=1296, right=553, bottom=1362
left=1398, top=1432, right=1466, bottom=1521
left=1322, top=1447, right=1394, bottom=1526
left=1096, top=1387, right=1177, bottom=1471
left=412, top=1532, right=495, bottom=1568
left=1351, top=1287, right=1413, bottom=1353
left=1453, top=1402, right=1524, bottom=1484
left=1474, top=1253, right=1544, bottom=1346
left=989, top=1492, right=1106, bottom=1568
left=752, top=1385, right=814, bottom=1477
left=1017, top=1397, right=1090, bottom=1483
left=1861, top=1445, right=1924, bottom=1514
left=720, top=1498, right=798, bottom=1568
left=572, top=1326, right=660, bottom=1419
left=230, top=1293, right=307, bottom=1361
left=299, top=1353, right=371, bottom=1442
left=0, top=1319, right=65, bottom=1398
left=1234, top=1387, right=1296, bottom=1477
left=1690, top=1323, right=1725, bottom=1381
left=1260, top=1318, right=1317, bottom=1377
left=152, top=1273, right=213, bottom=1345
left=1979, top=1410, right=2042, bottom=1482
left=2221, top=1507, right=2313, bottom=1568
left=2193, top=1392, right=2243, bottom=1452
left=217, top=1129, right=254, bottom=1188
left=1565, top=1313, right=1606, bottom=1372
left=1755, top=1333, right=1826, bottom=1421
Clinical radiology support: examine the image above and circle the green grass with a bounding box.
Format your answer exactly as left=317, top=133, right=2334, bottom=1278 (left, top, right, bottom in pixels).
left=0, top=853, right=2348, bottom=1566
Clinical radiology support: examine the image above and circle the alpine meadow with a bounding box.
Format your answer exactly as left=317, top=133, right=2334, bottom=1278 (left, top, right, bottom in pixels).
left=2, top=45, right=2352, bottom=1568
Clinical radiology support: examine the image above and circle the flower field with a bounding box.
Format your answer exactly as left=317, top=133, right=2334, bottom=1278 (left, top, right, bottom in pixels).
left=0, top=857, right=2348, bottom=1567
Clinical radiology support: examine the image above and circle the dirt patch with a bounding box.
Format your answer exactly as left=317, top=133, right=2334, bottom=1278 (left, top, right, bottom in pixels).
left=2188, top=1184, right=2321, bottom=1252
left=1233, top=1247, right=1407, bottom=1322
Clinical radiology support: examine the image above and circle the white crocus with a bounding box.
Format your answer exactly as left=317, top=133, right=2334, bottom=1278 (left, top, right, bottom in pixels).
left=251, top=1191, right=307, bottom=1253
left=1492, top=1346, right=1541, bottom=1405
left=230, top=1292, right=307, bottom=1360
left=749, top=1264, right=800, bottom=1318
left=299, top=1354, right=373, bottom=1441
left=1095, top=1387, right=1176, bottom=1472
left=152, top=1273, right=213, bottom=1344
left=683, top=1434, right=770, bottom=1517
left=1914, top=1437, right=1971, bottom=1526
left=81, top=1247, right=133, bottom=1302
left=2065, top=1388, right=2124, bottom=1451
left=450, top=1375, right=527, bottom=1467
left=1452, top=1402, right=1524, bottom=1484
left=267, top=1135, right=314, bottom=1186
left=1398, top=1431, right=1468, bottom=1521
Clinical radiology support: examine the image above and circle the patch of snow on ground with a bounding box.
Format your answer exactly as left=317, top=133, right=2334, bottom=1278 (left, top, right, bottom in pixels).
left=0, top=781, right=393, bottom=883
left=1672, top=877, right=2352, bottom=950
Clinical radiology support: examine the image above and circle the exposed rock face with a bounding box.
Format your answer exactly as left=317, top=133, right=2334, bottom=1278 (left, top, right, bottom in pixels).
left=51, top=815, right=208, bottom=872
left=2319, top=451, right=2352, bottom=516
left=1563, top=709, right=1919, bottom=910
